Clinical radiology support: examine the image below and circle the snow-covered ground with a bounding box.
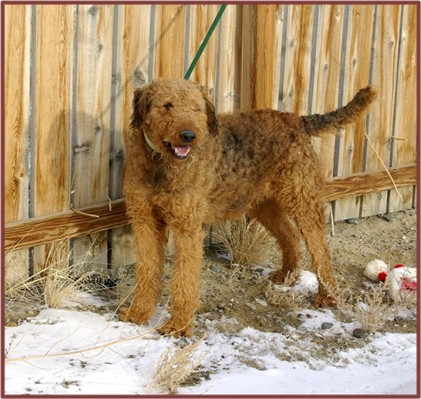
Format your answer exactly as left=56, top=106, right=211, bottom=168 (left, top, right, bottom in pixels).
left=4, top=291, right=418, bottom=396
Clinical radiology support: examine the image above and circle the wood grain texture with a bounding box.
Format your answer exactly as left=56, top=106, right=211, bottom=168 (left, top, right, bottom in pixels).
left=4, top=5, right=31, bottom=223
left=216, top=5, right=241, bottom=113
left=154, top=4, right=186, bottom=78
left=188, top=4, right=218, bottom=87
left=388, top=4, right=417, bottom=212
left=71, top=5, right=114, bottom=270
left=362, top=4, right=401, bottom=217
left=33, top=5, right=73, bottom=216
left=323, top=165, right=416, bottom=202
left=333, top=5, right=375, bottom=221
left=239, top=5, right=255, bottom=110
left=311, top=5, right=345, bottom=178
left=283, top=5, right=314, bottom=115
left=254, top=5, right=281, bottom=109
left=32, top=5, right=75, bottom=271
left=4, top=4, right=31, bottom=284
left=5, top=200, right=127, bottom=252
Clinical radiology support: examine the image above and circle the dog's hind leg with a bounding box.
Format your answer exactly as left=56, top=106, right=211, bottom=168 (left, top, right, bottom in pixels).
left=252, top=200, right=301, bottom=284
left=290, top=194, right=338, bottom=307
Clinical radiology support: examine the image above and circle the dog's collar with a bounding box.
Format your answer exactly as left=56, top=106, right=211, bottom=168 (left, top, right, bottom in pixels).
left=143, top=130, right=160, bottom=153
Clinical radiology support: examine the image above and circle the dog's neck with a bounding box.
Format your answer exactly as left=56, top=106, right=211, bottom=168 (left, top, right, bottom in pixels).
left=143, top=130, right=161, bottom=154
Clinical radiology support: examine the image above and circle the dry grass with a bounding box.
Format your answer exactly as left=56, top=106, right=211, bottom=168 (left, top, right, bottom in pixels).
left=213, top=215, right=276, bottom=268
left=5, top=241, right=96, bottom=310
left=265, top=269, right=307, bottom=312
left=322, top=279, right=417, bottom=333
left=152, top=334, right=208, bottom=394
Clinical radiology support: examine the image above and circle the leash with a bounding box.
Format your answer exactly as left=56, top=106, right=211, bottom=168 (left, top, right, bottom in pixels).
left=184, top=4, right=227, bottom=80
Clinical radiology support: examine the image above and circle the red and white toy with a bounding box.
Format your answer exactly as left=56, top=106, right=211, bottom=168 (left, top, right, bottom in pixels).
left=364, top=259, right=417, bottom=301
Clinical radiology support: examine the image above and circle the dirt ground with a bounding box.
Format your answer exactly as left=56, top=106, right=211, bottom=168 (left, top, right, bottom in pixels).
left=195, top=208, right=417, bottom=335
left=5, top=209, right=417, bottom=337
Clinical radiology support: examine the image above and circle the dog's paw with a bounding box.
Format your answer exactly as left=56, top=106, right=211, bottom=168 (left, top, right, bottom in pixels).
left=119, top=306, right=152, bottom=325
left=313, top=293, right=337, bottom=308
left=270, top=270, right=288, bottom=284
left=158, top=319, right=193, bottom=338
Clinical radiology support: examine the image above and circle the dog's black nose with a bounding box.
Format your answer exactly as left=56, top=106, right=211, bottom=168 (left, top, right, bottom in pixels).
left=180, top=130, right=196, bottom=143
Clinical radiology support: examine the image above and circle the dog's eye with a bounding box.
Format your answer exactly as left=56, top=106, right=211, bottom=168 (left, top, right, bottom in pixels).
left=163, top=102, right=173, bottom=110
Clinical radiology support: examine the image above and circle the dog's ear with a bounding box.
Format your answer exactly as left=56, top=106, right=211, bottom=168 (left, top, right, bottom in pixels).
left=204, top=96, right=218, bottom=136
left=131, top=86, right=151, bottom=129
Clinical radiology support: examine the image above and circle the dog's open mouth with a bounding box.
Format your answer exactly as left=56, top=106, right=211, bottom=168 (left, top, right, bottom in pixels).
left=163, top=142, right=191, bottom=160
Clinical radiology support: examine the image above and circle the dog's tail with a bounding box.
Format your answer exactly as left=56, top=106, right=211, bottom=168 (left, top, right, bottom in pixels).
left=301, top=86, right=377, bottom=135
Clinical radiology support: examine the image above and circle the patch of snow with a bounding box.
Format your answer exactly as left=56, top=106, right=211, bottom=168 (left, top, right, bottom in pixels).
left=4, top=295, right=417, bottom=395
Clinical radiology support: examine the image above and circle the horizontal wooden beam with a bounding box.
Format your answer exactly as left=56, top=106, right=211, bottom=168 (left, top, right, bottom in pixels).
left=4, top=165, right=416, bottom=252
left=4, top=199, right=127, bottom=252
left=322, top=164, right=416, bottom=202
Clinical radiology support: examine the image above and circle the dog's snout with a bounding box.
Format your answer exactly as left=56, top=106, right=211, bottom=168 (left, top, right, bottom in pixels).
left=180, top=130, right=196, bottom=143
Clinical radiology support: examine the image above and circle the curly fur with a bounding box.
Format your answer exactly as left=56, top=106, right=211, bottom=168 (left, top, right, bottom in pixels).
left=121, top=78, right=376, bottom=337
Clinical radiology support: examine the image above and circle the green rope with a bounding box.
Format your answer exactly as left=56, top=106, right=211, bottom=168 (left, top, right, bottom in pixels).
left=184, top=4, right=227, bottom=80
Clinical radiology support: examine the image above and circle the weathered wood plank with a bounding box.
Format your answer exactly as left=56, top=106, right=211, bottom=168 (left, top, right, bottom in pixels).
left=323, top=165, right=416, bottom=202
left=4, top=4, right=31, bottom=284
left=154, top=4, right=186, bottom=78
left=239, top=5, right=255, bottom=110
left=240, top=4, right=281, bottom=110
left=4, top=5, right=31, bottom=224
left=72, top=4, right=114, bottom=271
left=5, top=200, right=127, bottom=252
left=362, top=4, right=400, bottom=217
left=281, top=5, right=315, bottom=115
left=187, top=4, right=218, bottom=87
left=5, top=166, right=416, bottom=252
left=109, top=4, right=153, bottom=269
left=216, top=4, right=241, bottom=113
left=333, top=5, right=375, bottom=221
left=311, top=5, right=346, bottom=179
left=254, top=5, right=281, bottom=109
left=32, top=5, right=74, bottom=272
left=388, top=4, right=417, bottom=212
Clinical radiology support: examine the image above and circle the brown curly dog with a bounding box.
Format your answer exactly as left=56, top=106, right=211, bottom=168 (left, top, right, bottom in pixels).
left=121, top=78, right=376, bottom=337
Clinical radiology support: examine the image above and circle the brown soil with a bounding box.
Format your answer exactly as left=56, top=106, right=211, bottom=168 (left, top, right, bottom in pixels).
left=196, top=208, right=417, bottom=334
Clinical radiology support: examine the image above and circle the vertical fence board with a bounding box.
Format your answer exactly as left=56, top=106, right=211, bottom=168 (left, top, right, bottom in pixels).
left=109, top=4, right=153, bottom=269
left=362, top=5, right=401, bottom=218
left=240, top=4, right=281, bottom=110
left=334, top=5, right=375, bottom=220
left=71, top=5, right=114, bottom=271
left=154, top=5, right=186, bottom=78
left=216, top=5, right=241, bottom=113
left=32, top=5, right=74, bottom=271
left=4, top=5, right=31, bottom=284
left=388, top=5, right=417, bottom=213
left=120, top=4, right=153, bottom=150
left=187, top=4, right=218, bottom=89
left=239, top=5, right=255, bottom=110
left=254, top=5, right=281, bottom=109
left=281, top=5, right=315, bottom=115
left=311, top=5, right=346, bottom=179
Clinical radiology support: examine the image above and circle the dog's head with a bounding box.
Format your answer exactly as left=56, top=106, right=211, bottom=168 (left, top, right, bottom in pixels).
left=131, top=78, right=218, bottom=161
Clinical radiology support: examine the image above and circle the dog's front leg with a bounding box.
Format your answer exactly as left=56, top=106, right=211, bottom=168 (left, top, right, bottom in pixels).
left=159, top=221, right=205, bottom=337
left=120, top=205, right=167, bottom=325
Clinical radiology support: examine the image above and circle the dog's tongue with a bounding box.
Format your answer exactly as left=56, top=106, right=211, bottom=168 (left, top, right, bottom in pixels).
left=172, top=145, right=190, bottom=157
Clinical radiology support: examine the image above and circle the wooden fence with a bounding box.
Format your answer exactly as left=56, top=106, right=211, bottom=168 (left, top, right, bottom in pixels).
left=3, top=3, right=417, bottom=284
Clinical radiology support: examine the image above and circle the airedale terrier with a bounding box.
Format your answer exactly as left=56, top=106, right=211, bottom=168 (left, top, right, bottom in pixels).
left=121, top=78, right=376, bottom=337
